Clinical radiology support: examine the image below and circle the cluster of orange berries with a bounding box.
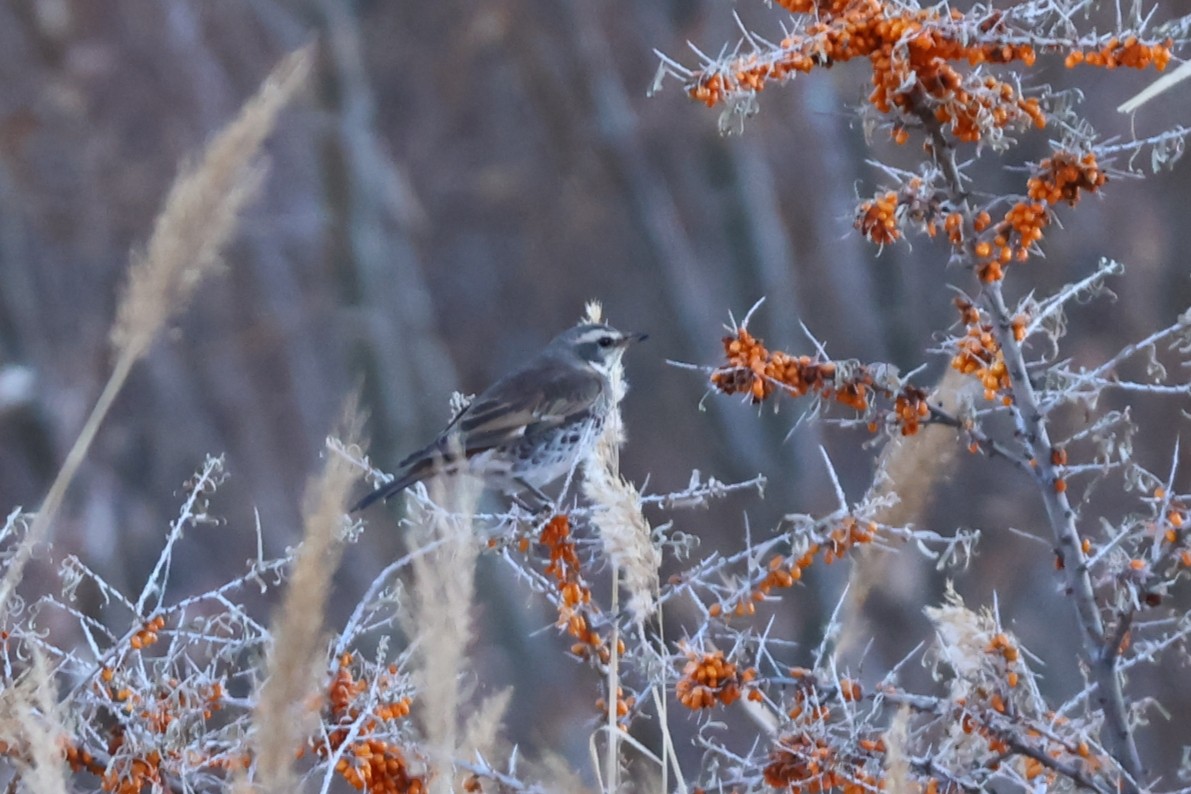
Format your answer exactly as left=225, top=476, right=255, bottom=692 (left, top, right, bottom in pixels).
left=949, top=299, right=1024, bottom=403
left=986, top=632, right=1022, bottom=689
left=595, top=687, right=637, bottom=728
left=971, top=201, right=1051, bottom=280
left=687, top=0, right=1171, bottom=138
left=140, top=679, right=223, bottom=735
left=1065, top=36, right=1173, bottom=70
left=709, top=519, right=879, bottom=619
left=763, top=730, right=886, bottom=794
left=129, top=615, right=166, bottom=651
left=855, top=191, right=900, bottom=245
left=102, top=746, right=163, bottom=794
left=1154, top=487, right=1191, bottom=568
left=1028, top=151, right=1107, bottom=207
left=892, top=386, right=930, bottom=435
left=62, top=741, right=105, bottom=777
left=713, top=328, right=875, bottom=411
left=689, top=0, right=1050, bottom=147
left=927, top=74, right=1045, bottom=144
left=538, top=515, right=619, bottom=665
left=1023, top=727, right=1101, bottom=783
left=956, top=701, right=1105, bottom=785
left=73, top=661, right=227, bottom=790
left=854, top=154, right=1109, bottom=282
left=314, top=654, right=422, bottom=794
left=675, top=650, right=760, bottom=709
left=714, top=328, right=930, bottom=435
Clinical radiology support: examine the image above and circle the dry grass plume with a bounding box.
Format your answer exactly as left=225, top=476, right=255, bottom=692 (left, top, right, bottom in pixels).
left=0, top=647, right=68, bottom=794
left=252, top=394, right=365, bottom=792
left=404, top=474, right=485, bottom=794
left=0, top=44, right=314, bottom=615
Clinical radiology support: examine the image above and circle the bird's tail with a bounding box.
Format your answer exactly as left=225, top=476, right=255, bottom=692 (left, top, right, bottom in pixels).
left=349, top=471, right=421, bottom=513
left=350, top=443, right=463, bottom=512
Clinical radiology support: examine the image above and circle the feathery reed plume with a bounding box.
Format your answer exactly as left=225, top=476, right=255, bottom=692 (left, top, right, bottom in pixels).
left=0, top=44, right=314, bottom=616
left=404, top=470, right=482, bottom=794
left=0, top=647, right=68, bottom=794
left=460, top=688, right=512, bottom=768
left=883, top=707, right=914, bottom=794
left=836, top=368, right=966, bottom=660
left=579, top=300, right=658, bottom=794
left=580, top=300, right=659, bottom=623
left=253, top=393, right=365, bottom=791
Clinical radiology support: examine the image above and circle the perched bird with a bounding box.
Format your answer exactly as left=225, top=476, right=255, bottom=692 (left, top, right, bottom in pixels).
left=352, top=322, right=646, bottom=512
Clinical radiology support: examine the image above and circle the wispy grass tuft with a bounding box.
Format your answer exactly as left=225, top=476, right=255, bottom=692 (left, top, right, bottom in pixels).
left=580, top=300, right=660, bottom=624
left=0, top=648, right=68, bottom=794
left=403, top=473, right=484, bottom=794
left=253, top=393, right=365, bottom=792
left=0, top=43, right=314, bottom=615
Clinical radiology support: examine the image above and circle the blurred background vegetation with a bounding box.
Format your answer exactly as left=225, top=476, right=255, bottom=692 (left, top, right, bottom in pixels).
left=1, top=0, right=1188, bottom=770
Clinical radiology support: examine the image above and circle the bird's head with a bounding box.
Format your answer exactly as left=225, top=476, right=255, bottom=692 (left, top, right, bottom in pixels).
left=553, top=323, right=647, bottom=377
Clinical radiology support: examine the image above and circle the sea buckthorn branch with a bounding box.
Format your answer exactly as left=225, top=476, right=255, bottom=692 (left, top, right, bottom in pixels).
left=981, top=280, right=1145, bottom=789
left=710, top=313, right=1036, bottom=472
left=1046, top=308, right=1191, bottom=400
left=659, top=493, right=980, bottom=625
left=133, top=454, right=226, bottom=617
left=749, top=606, right=1121, bottom=793
left=0, top=454, right=450, bottom=794
left=667, top=0, right=1173, bottom=146
left=712, top=657, right=1119, bottom=793
left=711, top=324, right=936, bottom=436
left=309, top=652, right=424, bottom=794
left=674, top=646, right=760, bottom=710
left=882, top=689, right=1116, bottom=794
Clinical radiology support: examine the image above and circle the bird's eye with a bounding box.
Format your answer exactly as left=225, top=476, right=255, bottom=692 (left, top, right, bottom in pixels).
left=597, top=336, right=615, bottom=348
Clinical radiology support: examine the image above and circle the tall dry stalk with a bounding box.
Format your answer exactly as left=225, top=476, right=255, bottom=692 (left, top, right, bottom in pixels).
left=0, top=44, right=314, bottom=615
left=0, top=648, right=68, bottom=794
left=403, top=473, right=484, bottom=794
left=252, top=395, right=364, bottom=792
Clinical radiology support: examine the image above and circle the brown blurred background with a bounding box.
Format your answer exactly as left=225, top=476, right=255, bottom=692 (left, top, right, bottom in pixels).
left=1, top=0, right=1189, bottom=779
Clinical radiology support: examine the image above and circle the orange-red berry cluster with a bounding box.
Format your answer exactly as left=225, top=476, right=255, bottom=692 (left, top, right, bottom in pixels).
left=986, top=632, right=1021, bottom=689
left=63, top=741, right=106, bottom=778
left=763, top=730, right=885, bottom=794
left=66, top=649, right=228, bottom=792
left=955, top=701, right=1106, bottom=785
left=1027, top=151, right=1107, bottom=207
left=950, top=299, right=1021, bottom=403
left=856, top=191, right=901, bottom=245
left=714, top=328, right=930, bottom=435
left=315, top=654, right=422, bottom=794
left=689, top=0, right=1047, bottom=146
left=1064, top=36, right=1172, bottom=70
left=687, top=0, right=1170, bottom=142
left=713, top=328, right=873, bottom=411
left=595, top=687, right=637, bottom=728
left=709, top=519, right=879, bottom=619
left=128, top=615, right=166, bottom=651
left=892, top=386, right=930, bottom=435
left=675, top=650, right=759, bottom=709
left=102, top=744, right=163, bottom=794
left=538, top=515, right=620, bottom=665
left=1154, top=487, right=1191, bottom=568
left=973, top=201, right=1050, bottom=281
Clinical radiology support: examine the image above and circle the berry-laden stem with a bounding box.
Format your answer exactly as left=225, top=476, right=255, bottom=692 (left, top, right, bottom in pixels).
left=982, top=280, right=1143, bottom=791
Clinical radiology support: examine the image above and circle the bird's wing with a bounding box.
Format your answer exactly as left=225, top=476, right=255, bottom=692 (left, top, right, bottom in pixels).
left=447, top=361, right=604, bottom=455
left=353, top=361, right=603, bottom=512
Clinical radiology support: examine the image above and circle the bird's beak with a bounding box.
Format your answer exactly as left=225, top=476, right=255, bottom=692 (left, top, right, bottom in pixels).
left=623, top=332, right=648, bottom=346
